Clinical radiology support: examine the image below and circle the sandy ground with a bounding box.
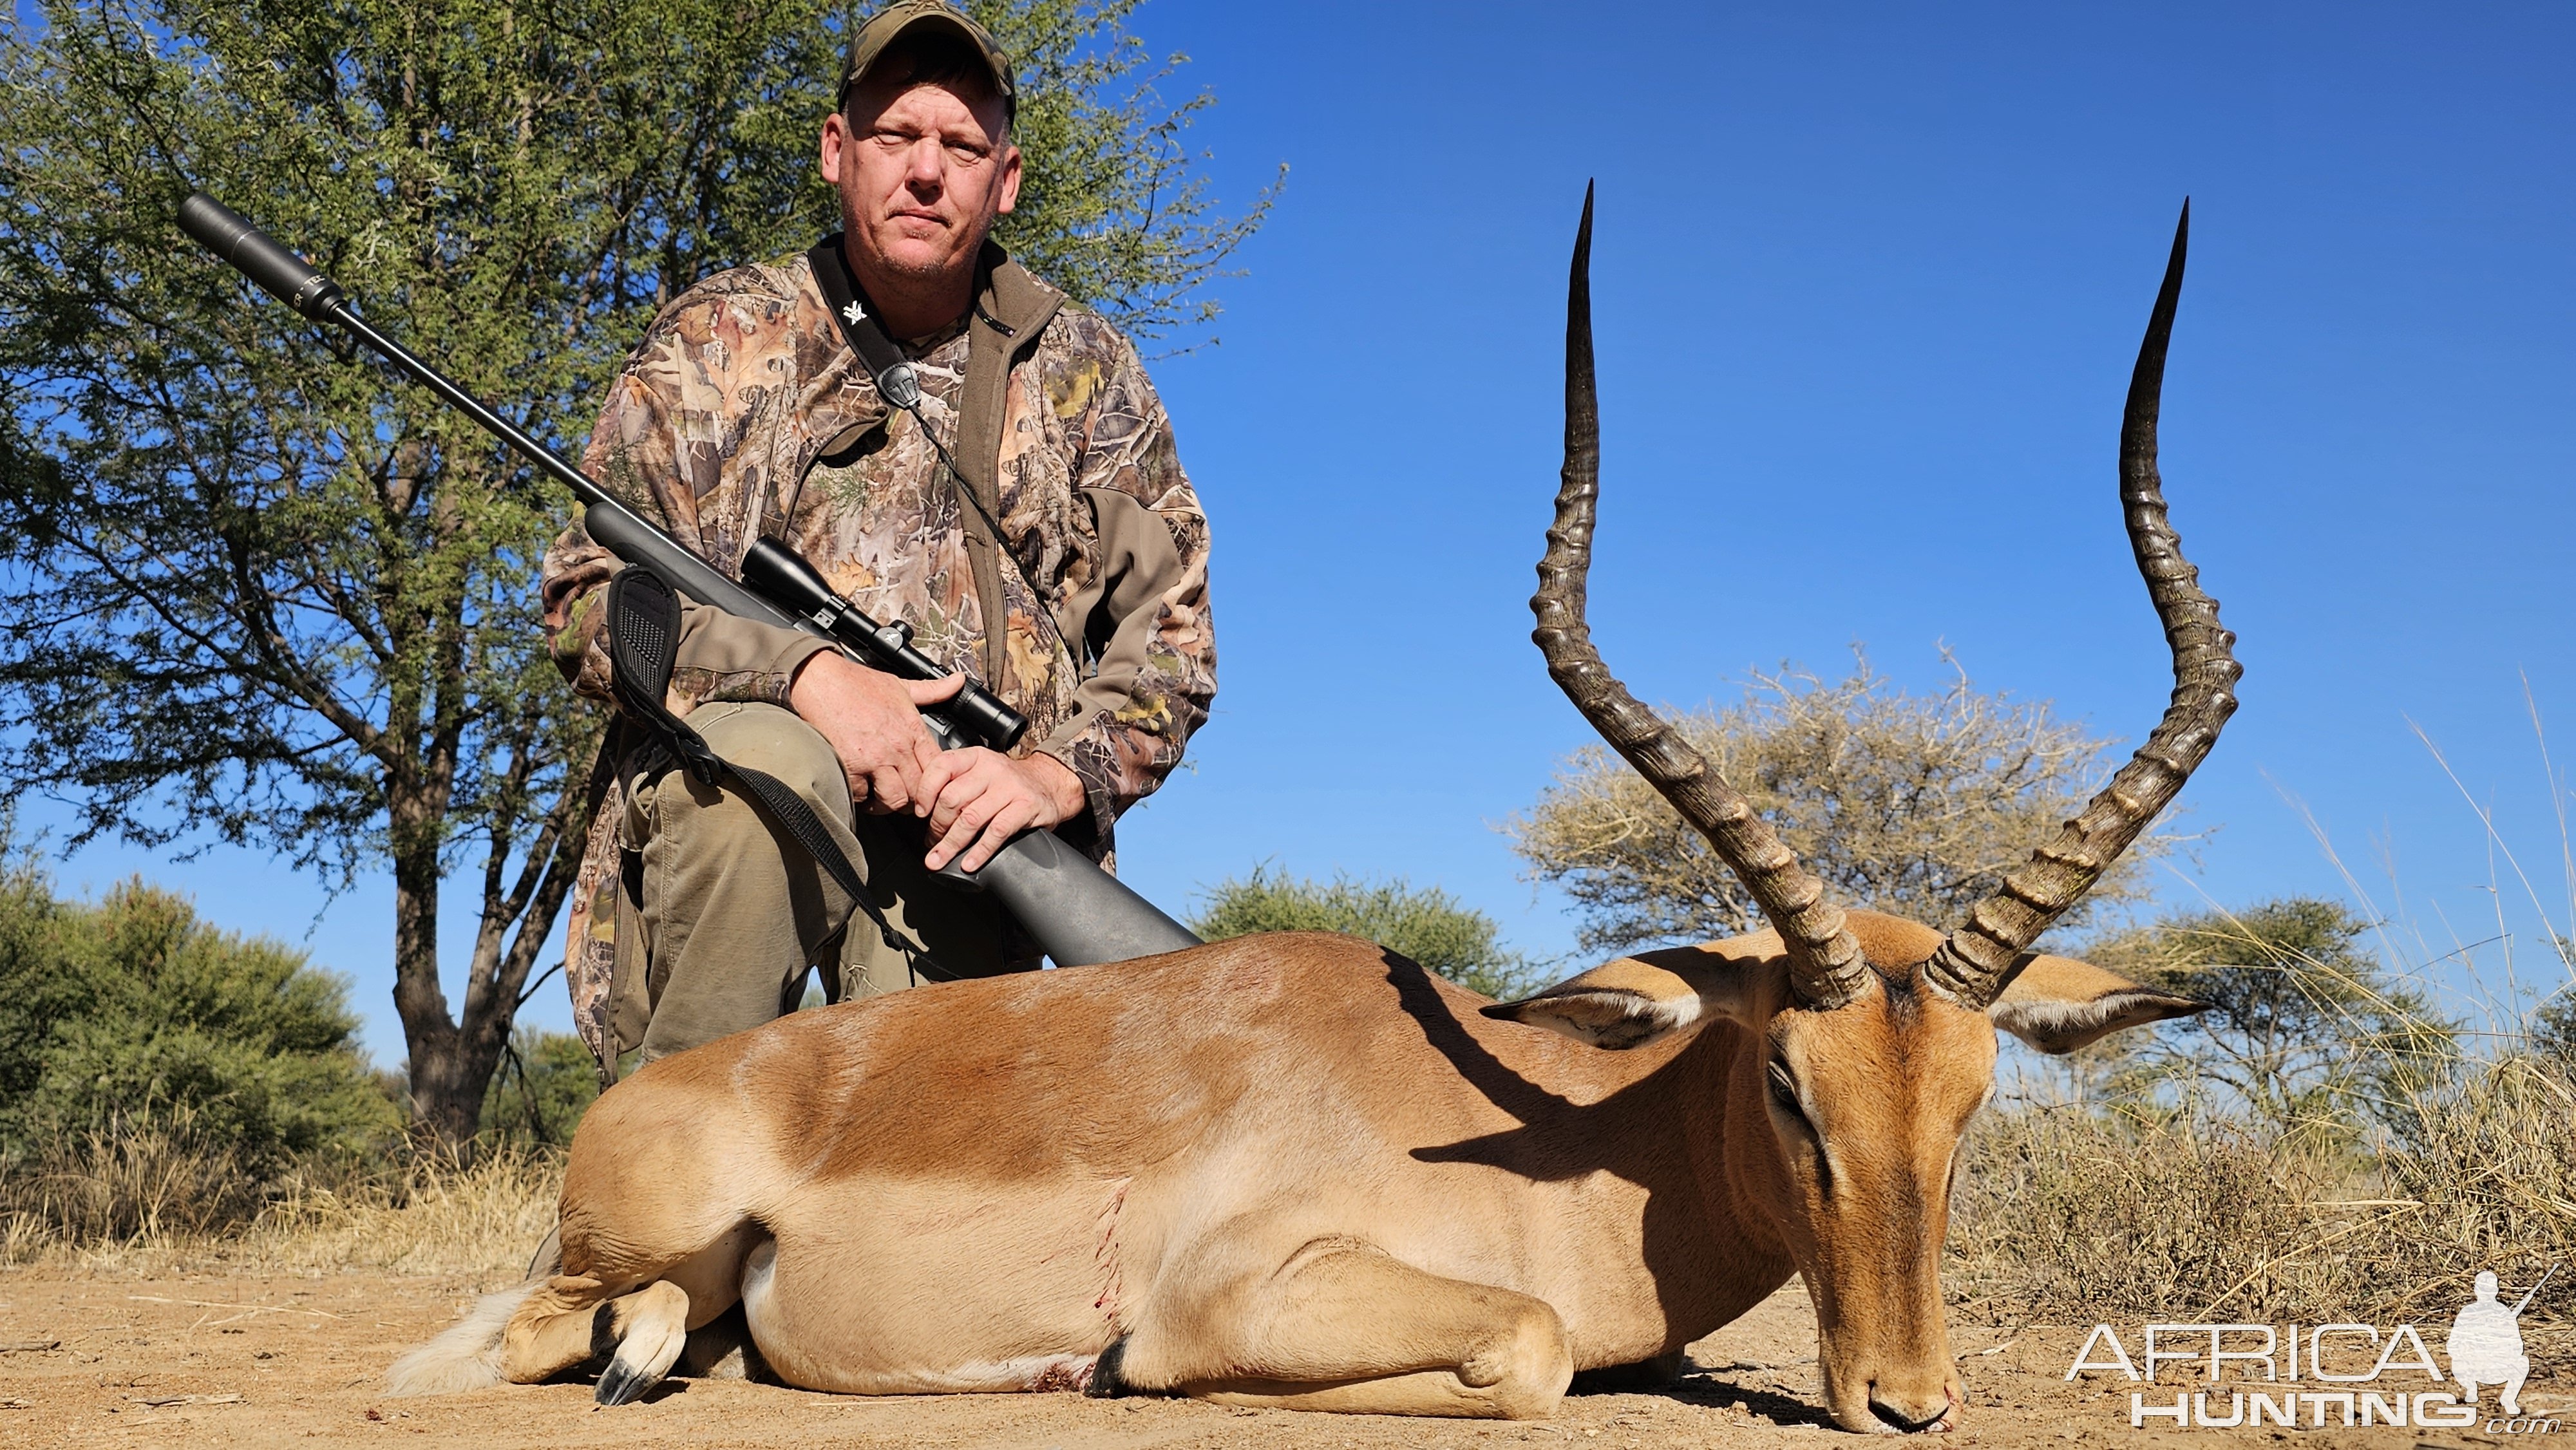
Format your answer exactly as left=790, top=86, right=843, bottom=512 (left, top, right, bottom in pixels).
left=0, top=1268, right=2562, bottom=1448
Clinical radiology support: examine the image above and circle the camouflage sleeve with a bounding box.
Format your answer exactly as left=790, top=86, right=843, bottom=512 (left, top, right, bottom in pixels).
left=1032, top=328, right=1216, bottom=840
left=539, top=294, right=829, bottom=711
left=539, top=512, right=624, bottom=703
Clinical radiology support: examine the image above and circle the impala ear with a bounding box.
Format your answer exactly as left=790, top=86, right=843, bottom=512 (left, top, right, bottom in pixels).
left=1987, top=952, right=2210, bottom=1055
left=1483, top=943, right=1777, bottom=1050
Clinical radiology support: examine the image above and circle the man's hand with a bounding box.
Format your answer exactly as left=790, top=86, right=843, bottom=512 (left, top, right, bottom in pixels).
left=788, top=651, right=962, bottom=814
left=913, top=748, right=1086, bottom=873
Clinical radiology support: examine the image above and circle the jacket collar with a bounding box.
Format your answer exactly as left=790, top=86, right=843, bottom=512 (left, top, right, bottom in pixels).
left=803, top=234, right=1062, bottom=357
left=969, top=239, right=1063, bottom=353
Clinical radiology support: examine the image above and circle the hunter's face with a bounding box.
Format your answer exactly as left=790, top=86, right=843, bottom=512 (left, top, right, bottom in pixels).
left=821, top=74, right=1019, bottom=311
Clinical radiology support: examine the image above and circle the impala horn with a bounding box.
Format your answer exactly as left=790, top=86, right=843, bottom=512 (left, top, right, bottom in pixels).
left=1921, top=202, right=2242, bottom=1010
left=1530, top=184, right=1873, bottom=1012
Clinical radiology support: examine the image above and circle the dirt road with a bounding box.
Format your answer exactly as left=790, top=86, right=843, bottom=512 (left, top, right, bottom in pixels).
left=0, top=1268, right=2555, bottom=1447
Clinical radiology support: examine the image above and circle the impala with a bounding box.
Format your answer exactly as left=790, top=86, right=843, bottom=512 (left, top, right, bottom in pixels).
left=393, top=191, right=2237, bottom=1433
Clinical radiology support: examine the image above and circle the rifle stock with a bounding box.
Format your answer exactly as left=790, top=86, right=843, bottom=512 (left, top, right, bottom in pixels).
left=177, top=191, right=1202, bottom=968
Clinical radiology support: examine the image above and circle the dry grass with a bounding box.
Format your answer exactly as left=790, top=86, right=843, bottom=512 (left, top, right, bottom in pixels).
left=1951, top=1048, right=2576, bottom=1355
left=2379, top=1051, right=2576, bottom=1315
left=1951, top=692, right=2576, bottom=1371
left=0, top=1111, right=270, bottom=1247
left=1951, top=1107, right=2342, bottom=1321
left=1, top=1136, right=560, bottom=1279
left=237, top=1145, right=561, bottom=1277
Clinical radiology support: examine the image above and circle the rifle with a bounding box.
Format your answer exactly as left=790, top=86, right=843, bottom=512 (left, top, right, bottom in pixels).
left=176, top=192, right=1201, bottom=969
left=2510, top=1263, right=2556, bottom=1316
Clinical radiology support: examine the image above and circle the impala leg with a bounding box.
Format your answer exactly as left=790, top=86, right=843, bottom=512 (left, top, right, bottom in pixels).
left=1127, top=1238, right=1573, bottom=1419
left=495, top=1273, right=637, bottom=1384
left=496, top=1224, right=755, bottom=1404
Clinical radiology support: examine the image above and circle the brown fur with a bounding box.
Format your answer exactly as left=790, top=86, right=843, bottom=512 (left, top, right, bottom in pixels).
left=393, top=912, right=2199, bottom=1431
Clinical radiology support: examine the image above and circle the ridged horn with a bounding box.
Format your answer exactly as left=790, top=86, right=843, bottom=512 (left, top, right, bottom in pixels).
left=1530, top=184, right=1872, bottom=1012
left=1922, top=202, right=2242, bottom=1010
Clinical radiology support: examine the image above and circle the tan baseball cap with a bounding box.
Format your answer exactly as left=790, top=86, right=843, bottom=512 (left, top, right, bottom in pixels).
left=837, top=1, right=1017, bottom=124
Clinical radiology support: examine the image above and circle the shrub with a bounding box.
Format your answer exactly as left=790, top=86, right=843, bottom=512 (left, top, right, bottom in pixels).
left=0, top=878, right=400, bottom=1170
left=0, top=843, right=399, bottom=1245
left=0, top=843, right=76, bottom=1124
left=2532, top=988, right=2576, bottom=1067
left=1192, top=867, right=1540, bottom=1000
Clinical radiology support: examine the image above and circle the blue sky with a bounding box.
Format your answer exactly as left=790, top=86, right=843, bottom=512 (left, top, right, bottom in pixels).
left=23, top=1, right=2576, bottom=1060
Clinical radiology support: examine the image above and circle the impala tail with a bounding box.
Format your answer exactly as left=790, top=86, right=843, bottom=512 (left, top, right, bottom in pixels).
left=386, top=1281, right=541, bottom=1396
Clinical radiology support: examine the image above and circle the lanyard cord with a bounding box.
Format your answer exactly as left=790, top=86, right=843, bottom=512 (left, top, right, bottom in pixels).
left=905, top=390, right=1012, bottom=548
left=806, top=236, right=1011, bottom=539
left=805, top=236, right=1077, bottom=682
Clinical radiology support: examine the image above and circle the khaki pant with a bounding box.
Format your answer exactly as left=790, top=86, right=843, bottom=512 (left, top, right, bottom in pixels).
left=608, top=701, right=1034, bottom=1064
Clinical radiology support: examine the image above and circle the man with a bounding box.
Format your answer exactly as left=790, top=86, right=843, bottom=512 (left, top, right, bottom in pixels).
left=540, top=0, right=1216, bottom=1077
left=2448, top=1268, right=2537, bottom=1416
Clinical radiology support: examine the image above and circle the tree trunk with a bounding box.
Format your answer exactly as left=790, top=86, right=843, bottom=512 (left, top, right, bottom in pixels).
left=387, top=780, right=477, bottom=1145
left=386, top=741, right=604, bottom=1149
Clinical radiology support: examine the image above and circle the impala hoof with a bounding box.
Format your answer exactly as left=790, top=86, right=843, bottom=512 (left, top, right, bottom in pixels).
left=589, top=1281, right=689, bottom=1406
left=595, top=1359, right=656, bottom=1406
left=1084, top=1336, right=1132, bottom=1398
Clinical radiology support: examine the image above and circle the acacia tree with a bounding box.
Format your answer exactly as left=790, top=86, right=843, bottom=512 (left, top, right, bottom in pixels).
left=2087, top=898, right=2458, bottom=1146
left=0, top=0, right=1268, bottom=1145
left=1511, top=654, right=2166, bottom=956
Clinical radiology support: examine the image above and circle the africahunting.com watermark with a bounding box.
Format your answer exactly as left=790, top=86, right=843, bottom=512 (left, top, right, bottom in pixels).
left=2063, top=1268, right=2560, bottom=1433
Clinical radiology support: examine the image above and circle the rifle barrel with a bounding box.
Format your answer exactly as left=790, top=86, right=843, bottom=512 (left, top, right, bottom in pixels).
left=322, top=305, right=608, bottom=513
left=331, top=304, right=815, bottom=636
left=2512, top=1263, right=2557, bottom=1316
left=179, top=192, right=804, bottom=634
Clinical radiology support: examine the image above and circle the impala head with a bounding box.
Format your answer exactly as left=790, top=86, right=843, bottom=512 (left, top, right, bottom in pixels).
left=1489, top=187, right=2239, bottom=1435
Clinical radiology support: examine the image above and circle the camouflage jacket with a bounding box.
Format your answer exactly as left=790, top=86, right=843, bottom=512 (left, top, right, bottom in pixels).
left=540, top=242, right=1216, bottom=1061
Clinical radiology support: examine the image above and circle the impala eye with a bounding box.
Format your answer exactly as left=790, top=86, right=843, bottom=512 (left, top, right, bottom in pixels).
left=1766, top=1060, right=1804, bottom=1116
left=1768, top=1059, right=1830, bottom=1193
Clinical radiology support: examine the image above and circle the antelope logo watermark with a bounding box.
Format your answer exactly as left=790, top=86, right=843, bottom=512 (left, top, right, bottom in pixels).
left=2063, top=1266, right=2559, bottom=1433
